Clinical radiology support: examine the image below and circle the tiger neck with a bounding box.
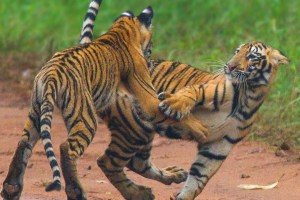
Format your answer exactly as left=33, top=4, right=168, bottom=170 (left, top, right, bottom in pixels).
left=230, top=81, right=270, bottom=124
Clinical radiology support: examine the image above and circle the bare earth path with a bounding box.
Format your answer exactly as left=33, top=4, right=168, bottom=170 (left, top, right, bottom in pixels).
left=0, top=84, right=299, bottom=200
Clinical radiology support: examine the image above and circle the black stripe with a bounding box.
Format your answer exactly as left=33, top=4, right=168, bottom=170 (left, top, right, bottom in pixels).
left=40, top=119, right=51, bottom=127
left=198, top=151, right=227, bottom=160
left=237, top=122, right=254, bottom=131
left=89, top=6, right=99, bottom=15
left=229, top=84, right=239, bottom=116
left=110, top=141, right=136, bottom=154
left=223, top=135, right=244, bottom=144
left=116, top=100, right=147, bottom=144
left=191, top=162, right=205, bottom=168
left=105, top=149, right=131, bottom=161
left=46, top=150, right=55, bottom=158
left=44, top=142, right=52, bottom=151
left=196, top=85, right=205, bottom=106
left=189, top=166, right=208, bottom=179
left=84, top=12, right=96, bottom=21
left=213, top=83, right=220, bottom=111
left=68, top=138, right=85, bottom=155
left=238, top=100, right=264, bottom=120
left=220, top=80, right=226, bottom=105
left=165, top=126, right=182, bottom=139
left=131, top=109, right=153, bottom=133
left=50, top=160, right=58, bottom=168
left=80, top=33, right=93, bottom=42
left=82, top=23, right=94, bottom=32
left=72, top=131, right=91, bottom=146
left=41, top=131, right=51, bottom=139
left=53, top=170, right=60, bottom=177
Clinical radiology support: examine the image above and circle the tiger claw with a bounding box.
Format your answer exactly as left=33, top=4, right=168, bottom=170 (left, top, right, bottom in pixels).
left=159, top=102, right=168, bottom=111
left=159, top=103, right=181, bottom=121
left=158, top=92, right=172, bottom=101
left=158, top=93, right=166, bottom=101
left=159, top=102, right=187, bottom=121
left=175, top=112, right=183, bottom=121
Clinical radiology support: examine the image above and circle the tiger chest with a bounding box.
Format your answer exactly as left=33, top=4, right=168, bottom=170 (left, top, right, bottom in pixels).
left=193, top=102, right=240, bottom=142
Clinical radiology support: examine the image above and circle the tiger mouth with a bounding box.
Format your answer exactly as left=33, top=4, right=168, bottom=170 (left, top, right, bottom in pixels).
left=224, top=65, right=249, bottom=83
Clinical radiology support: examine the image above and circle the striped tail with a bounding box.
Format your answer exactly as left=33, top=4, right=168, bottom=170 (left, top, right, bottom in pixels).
left=79, top=0, right=102, bottom=44
left=40, top=88, right=61, bottom=192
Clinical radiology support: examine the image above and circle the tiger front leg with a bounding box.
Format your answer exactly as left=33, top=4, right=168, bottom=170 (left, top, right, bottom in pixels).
left=172, top=137, right=234, bottom=200
left=1, top=116, right=39, bottom=200
left=159, top=80, right=230, bottom=121
left=163, top=115, right=209, bottom=143
left=158, top=90, right=196, bottom=121
left=127, top=147, right=188, bottom=185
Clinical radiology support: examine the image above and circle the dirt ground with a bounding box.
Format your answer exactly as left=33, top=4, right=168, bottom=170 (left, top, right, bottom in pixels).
left=0, top=83, right=300, bottom=200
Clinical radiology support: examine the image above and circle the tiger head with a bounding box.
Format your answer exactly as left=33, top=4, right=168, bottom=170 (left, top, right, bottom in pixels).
left=112, top=6, right=154, bottom=59
left=224, top=42, right=289, bottom=86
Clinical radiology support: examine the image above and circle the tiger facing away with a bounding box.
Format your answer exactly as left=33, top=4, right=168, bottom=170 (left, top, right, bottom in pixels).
left=0, top=5, right=155, bottom=200
left=78, top=2, right=289, bottom=200
left=1, top=4, right=209, bottom=200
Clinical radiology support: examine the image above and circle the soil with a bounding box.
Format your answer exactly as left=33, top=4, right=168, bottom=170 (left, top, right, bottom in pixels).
left=0, top=83, right=300, bottom=200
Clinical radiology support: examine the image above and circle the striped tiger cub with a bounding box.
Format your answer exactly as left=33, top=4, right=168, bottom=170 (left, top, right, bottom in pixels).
left=76, top=1, right=289, bottom=200
left=1, top=4, right=181, bottom=200
left=158, top=43, right=288, bottom=200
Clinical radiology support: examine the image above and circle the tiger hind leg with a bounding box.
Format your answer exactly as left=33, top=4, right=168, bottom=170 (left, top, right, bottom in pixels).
left=127, top=145, right=188, bottom=185
left=60, top=92, right=97, bottom=200
left=1, top=113, right=40, bottom=200
left=97, top=143, right=154, bottom=200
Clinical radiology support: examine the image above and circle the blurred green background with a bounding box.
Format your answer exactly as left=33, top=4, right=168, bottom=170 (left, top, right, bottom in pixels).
left=0, top=0, right=299, bottom=148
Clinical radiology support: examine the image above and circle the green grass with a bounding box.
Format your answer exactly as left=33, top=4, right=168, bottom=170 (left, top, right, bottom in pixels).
left=1, top=0, right=299, bottom=148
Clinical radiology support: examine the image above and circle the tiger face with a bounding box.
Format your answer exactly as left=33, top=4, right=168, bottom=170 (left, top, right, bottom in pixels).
left=112, top=6, right=153, bottom=59
left=224, top=42, right=288, bottom=84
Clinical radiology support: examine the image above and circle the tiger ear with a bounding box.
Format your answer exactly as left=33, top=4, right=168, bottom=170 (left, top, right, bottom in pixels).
left=137, top=6, right=154, bottom=28
left=271, top=49, right=289, bottom=65
left=120, top=11, right=135, bottom=17
left=114, top=11, right=134, bottom=22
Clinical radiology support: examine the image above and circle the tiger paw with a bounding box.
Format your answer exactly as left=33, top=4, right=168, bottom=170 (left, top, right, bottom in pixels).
left=1, top=182, right=22, bottom=200
left=66, top=183, right=86, bottom=200
left=133, top=186, right=155, bottom=200
left=159, top=166, right=188, bottom=185
left=124, top=185, right=155, bottom=200
left=158, top=92, right=194, bottom=120
left=171, top=115, right=209, bottom=143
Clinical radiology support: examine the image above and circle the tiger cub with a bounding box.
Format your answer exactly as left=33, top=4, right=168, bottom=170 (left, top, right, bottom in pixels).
left=158, top=43, right=288, bottom=200
left=78, top=1, right=288, bottom=200
left=1, top=5, right=176, bottom=200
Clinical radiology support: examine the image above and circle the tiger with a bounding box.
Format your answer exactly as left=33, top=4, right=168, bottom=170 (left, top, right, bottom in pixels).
left=77, top=2, right=289, bottom=200
left=1, top=4, right=208, bottom=200
left=157, top=43, right=288, bottom=200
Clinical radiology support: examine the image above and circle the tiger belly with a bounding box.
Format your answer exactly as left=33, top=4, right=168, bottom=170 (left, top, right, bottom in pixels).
left=193, top=102, right=240, bottom=142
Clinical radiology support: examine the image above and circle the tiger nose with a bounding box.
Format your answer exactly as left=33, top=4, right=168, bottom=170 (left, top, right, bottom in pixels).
left=226, top=63, right=237, bottom=71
